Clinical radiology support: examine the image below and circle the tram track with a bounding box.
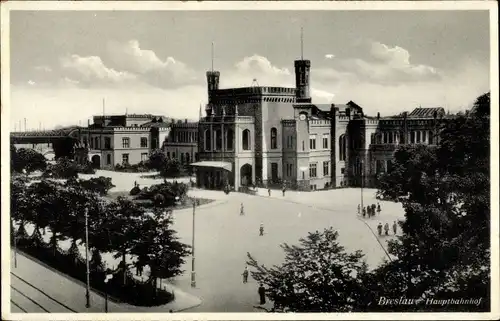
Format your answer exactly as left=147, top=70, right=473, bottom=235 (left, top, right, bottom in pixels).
left=10, top=272, right=77, bottom=313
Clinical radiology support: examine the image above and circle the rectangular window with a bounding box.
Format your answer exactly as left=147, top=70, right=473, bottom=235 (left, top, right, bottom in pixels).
left=122, top=137, right=130, bottom=148
left=122, top=153, right=129, bottom=164
left=388, top=133, right=393, bottom=144
left=422, top=131, right=427, bottom=143
left=141, top=137, right=148, bottom=148
left=309, top=163, right=317, bottom=178
left=323, top=161, right=330, bottom=176
left=106, top=154, right=111, bottom=165
left=141, top=153, right=148, bottom=162
left=416, top=131, right=421, bottom=143
left=302, top=141, right=305, bottom=151
left=410, top=132, right=415, bottom=144
left=104, top=137, right=111, bottom=149
left=322, top=135, right=329, bottom=149
left=309, top=135, right=316, bottom=150
left=341, top=167, right=345, bottom=174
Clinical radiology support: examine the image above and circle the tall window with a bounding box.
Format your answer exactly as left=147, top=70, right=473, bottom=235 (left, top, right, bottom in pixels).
left=410, top=132, right=415, bottom=144
left=95, top=137, right=99, bottom=149
left=122, top=153, right=129, bottom=164
left=242, top=129, right=251, bottom=150
left=104, top=137, right=111, bottom=149
left=302, top=141, right=305, bottom=151
left=376, top=160, right=384, bottom=173
left=387, top=160, right=393, bottom=173
left=322, top=134, right=329, bottom=149
left=339, top=135, right=346, bottom=161
left=186, top=153, right=190, bottom=164
left=141, top=137, right=148, bottom=148
left=181, top=153, right=185, bottom=164
left=122, top=137, right=130, bottom=148
left=215, top=129, right=222, bottom=150
left=309, top=163, right=317, bottom=178
left=370, top=133, right=375, bottom=144
left=422, top=131, right=427, bottom=143
left=270, top=127, right=278, bottom=149
left=323, top=161, right=330, bottom=176
left=416, top=131, right=421, bottom=143
left=309, top=135, right=316, bottom=150
left=204, top=129, right=211, bottom=151
left=226, top=129, right=234, bottom=150
left=388, top=132, right=394, bottom=144
left=428, top=130, right=434, bottom=144
left=106, top=154, right=111, bottom=165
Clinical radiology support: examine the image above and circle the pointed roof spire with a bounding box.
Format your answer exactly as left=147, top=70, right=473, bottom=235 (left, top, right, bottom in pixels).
left=199, top=103, right=203, bottom=119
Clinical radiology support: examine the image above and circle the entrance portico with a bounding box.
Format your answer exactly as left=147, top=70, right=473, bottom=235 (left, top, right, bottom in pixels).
left=191, top=161, right=233, bottom=190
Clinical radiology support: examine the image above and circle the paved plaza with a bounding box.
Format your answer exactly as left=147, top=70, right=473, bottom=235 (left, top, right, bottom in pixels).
left=12, top=170, right=405, bottom=313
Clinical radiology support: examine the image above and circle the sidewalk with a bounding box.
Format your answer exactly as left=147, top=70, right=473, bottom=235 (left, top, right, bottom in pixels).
left=9, top=251, right=201, bottom=313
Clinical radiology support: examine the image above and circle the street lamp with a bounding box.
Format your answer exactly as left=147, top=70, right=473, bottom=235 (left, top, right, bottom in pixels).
left=104, top=272, right=113, bottom=313
left=191, top=201, right=196, bottom=288
left=84, top=208, right=91, bottom=308
left=360, top=160, right=364, bottom=211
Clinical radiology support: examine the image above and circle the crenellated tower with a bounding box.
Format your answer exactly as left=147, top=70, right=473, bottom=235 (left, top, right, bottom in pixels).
left=294, top=28, right=311, bottom=103
left=206, top=42, right=220, bottom=115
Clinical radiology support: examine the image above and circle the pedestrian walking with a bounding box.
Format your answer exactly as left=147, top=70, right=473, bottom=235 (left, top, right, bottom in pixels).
left=392, top=221, right=397, bottom=235
left=268, top=188, right=271, bottom=197
left=357, top=204, right=361, bottom=214
left=240, top=203, right=245, bottom=216
left=362, top=207, right=366, bottom=218
left=371, top=204, right=376, bottom=215
left=368, top=206, right=372, bottom=218
left=259, top=223, right=264, bottom=236
left=384, top=223, right=389, bottom=236
left=258, top=284, right=266, bottom=304
left=377, top=223, right=383, bottom=236
left=282, top=186, right=286, bottom=197
left=242, top=267, right=249, bottom=284
left=377, top=202, right=381, bottom=215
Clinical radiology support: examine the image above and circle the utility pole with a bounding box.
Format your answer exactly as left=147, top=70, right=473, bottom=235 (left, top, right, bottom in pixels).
left=191, top=202, right=196, bottom=288
left=85, top=208, right=91, bottom=308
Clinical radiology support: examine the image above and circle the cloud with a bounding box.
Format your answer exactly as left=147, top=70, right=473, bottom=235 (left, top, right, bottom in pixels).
left=106, top=40, right=197, bottom=87
left=325, top=41, right=441, bottom=84
left=60, top=54, right=137, bottom=85
left=325, top=54, right=335, bottom=59
left=34, top=65, right=52, bottom=72
left=27, top=80, right=36, bottom=86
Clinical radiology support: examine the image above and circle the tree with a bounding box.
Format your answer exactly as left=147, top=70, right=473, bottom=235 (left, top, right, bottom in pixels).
left=131, top=210, right=191, bottom=296
left=44, top=157, right=79, bottom=179
left=10, top=177, right=31, bottom=240
left=372, top=92, right=490, bottom=311
left=147, top=149, right=166, bottom=171
left=246, top=228, right=368, bottom=312
left=12, top=147, right=47, bottom=174
left=160, top=159, right=183, bottom=178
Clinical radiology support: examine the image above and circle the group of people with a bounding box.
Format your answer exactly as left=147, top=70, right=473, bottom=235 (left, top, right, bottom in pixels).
left=378, top=221, right=398, bottom=236
left=358, top=203, right=381, bottom=218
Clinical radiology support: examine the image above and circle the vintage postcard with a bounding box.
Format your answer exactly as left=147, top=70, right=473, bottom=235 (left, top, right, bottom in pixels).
left=1, top=1, right=498, bottom=320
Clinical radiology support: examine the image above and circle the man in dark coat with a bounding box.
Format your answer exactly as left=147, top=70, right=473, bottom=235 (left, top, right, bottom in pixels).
left=377, top=223, right=383, bottom=236
left=242, top=267, right=249, bottom=284
left=258, top=284, right=266, bottom=304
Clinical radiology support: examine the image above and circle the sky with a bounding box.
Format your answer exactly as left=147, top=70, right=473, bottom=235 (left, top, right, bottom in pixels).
left=8, top=10, right=491, bottom=130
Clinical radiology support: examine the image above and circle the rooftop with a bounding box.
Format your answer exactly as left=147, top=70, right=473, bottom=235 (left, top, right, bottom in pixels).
left=408, top=107, right=445, bottom=118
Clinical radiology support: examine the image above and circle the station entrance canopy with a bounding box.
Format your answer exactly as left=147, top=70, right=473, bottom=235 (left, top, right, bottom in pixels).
left=190, top=161, right=232, bottom=172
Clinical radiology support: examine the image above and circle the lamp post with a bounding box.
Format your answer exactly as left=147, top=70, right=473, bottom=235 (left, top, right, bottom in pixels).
left=104, top=273, right=113, bottom=313
left=13, top=220, right=17, bottom=268
left=360, top=160, right=364, bottom=211
left=84, top=208, right=91, bottom=308
left=191, top=201, right=196, bottom=288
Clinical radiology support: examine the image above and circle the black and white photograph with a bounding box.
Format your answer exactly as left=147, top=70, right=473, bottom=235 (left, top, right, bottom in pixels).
left=1, top=1, right=498, bottom=319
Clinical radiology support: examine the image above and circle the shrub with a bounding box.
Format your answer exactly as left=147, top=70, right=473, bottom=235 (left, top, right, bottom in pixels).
left=43, top=157, right=78, bottom=179
left=76, top=162, right=96, bottom=174
left=135, top=181, right=189, bottom=208
left=130, top=186, right=141, bottom=196
left=78, top=176, right=115, bottom=195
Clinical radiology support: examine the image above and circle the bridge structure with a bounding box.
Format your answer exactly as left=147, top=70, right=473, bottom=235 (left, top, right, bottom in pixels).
left=10, top=126, right=84, bottom=161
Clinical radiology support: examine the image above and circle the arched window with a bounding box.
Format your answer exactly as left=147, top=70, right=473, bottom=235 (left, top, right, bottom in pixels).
left=339, top=135, right=346, bottom=161
left=242, top=129, right=251, bottom=150
left=270, top=127, right=278, bottom=149
left=204, top=129, right=211, bottom=151
left=226, top=128, right=234, bottom=150
left=215, top=129, right=222, bottom=150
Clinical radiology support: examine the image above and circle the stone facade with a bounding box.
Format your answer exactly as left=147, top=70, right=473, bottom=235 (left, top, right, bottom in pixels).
left=195, top=58, right=447, bottom=191
left=163, top=120, right=198, bottom=165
